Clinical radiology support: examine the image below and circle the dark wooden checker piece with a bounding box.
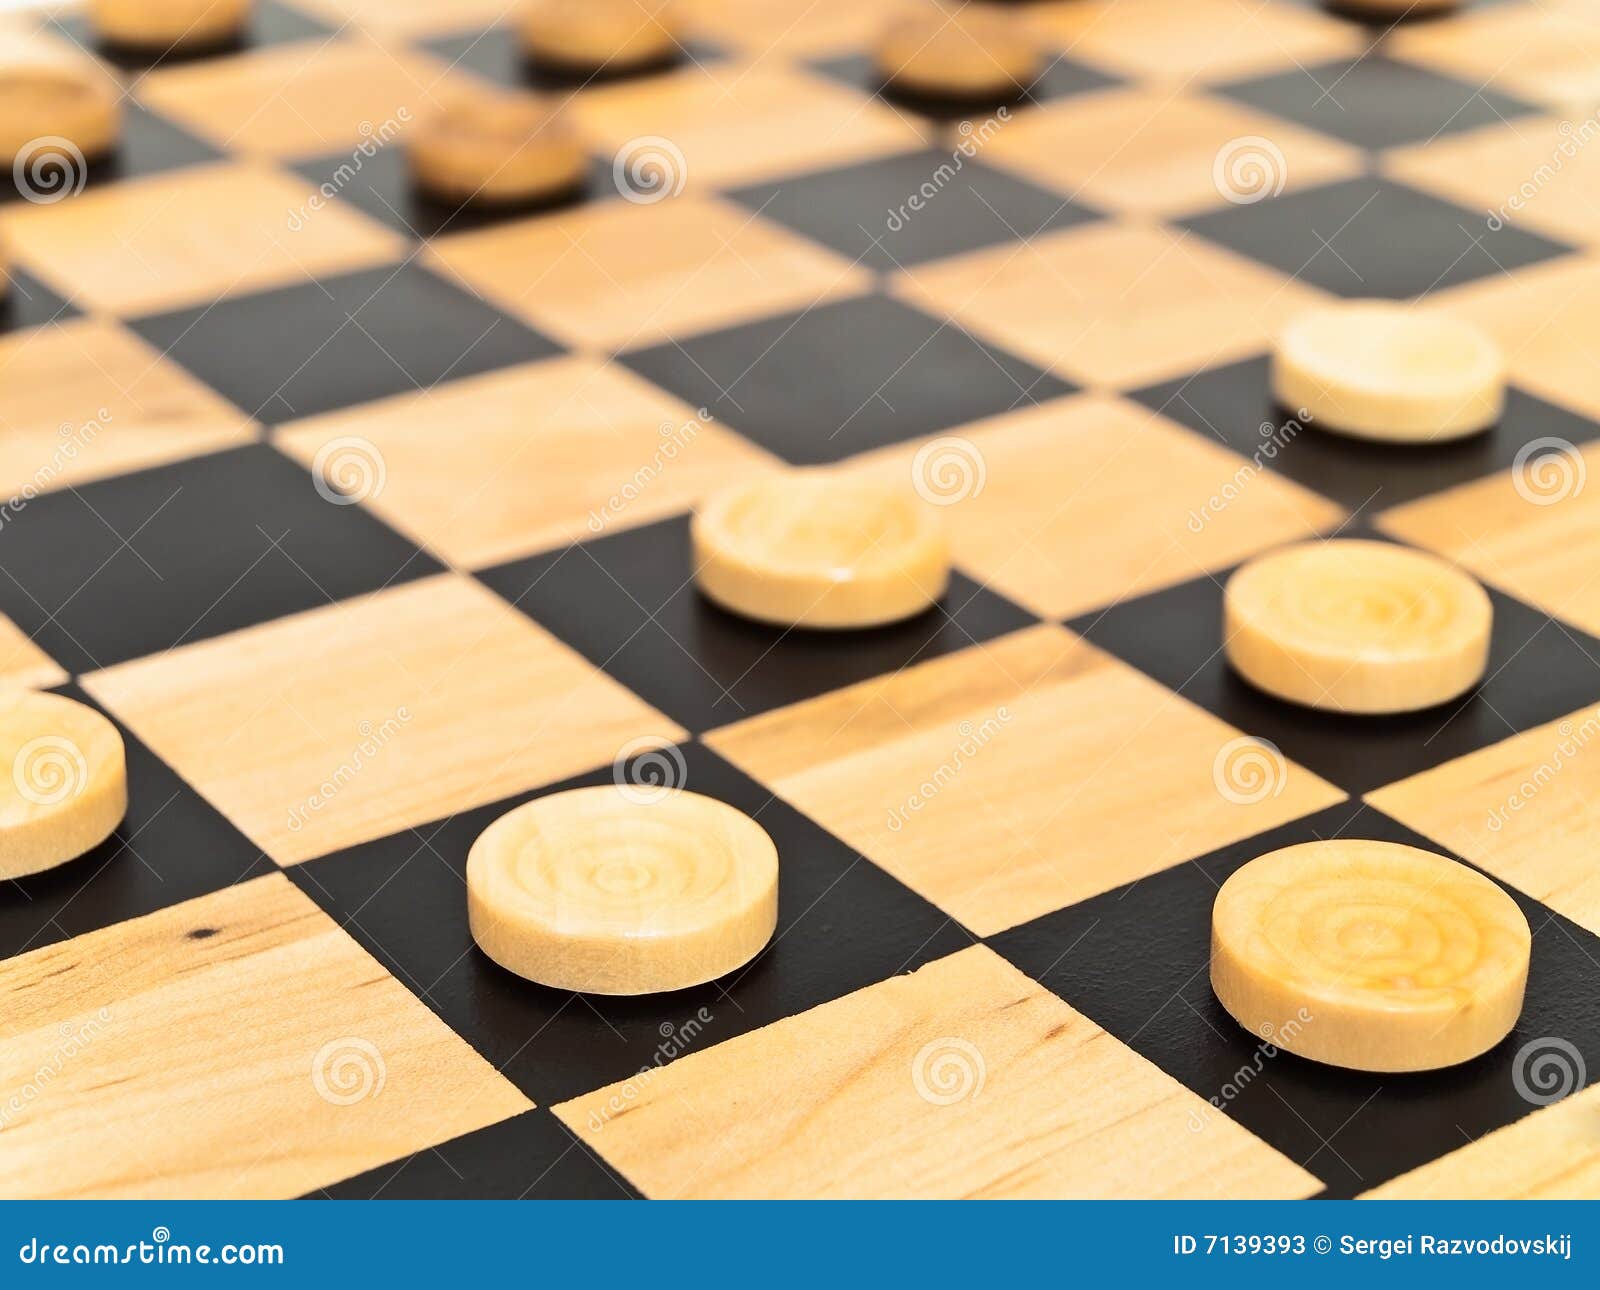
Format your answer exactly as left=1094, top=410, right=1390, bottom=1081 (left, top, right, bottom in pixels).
left=0, top=0, right=1595, bottom=1202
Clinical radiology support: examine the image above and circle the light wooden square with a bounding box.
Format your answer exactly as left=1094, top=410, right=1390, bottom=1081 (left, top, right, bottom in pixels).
left=849, top=394, right=1343, bottom=619
left=0, top=319, right=253, bottom=500
left=284, top=0, right=517, bottom=38
left=555, top=944, right=1319, bottom=1198
left=894, top=220, right=1323, bottom=389
left=680, top=0, right=926, bottom=56
left=138, top=38, right=459, bottom=160
left=1390, top=1, right=1600, bottom=109
left=0, top=162, right=403, bottom=316
left=428, top=194, right=870, bottom=351
left=83, top=573, right=684, bottom=865
left=1367, top=702, right=1600, bottom=940
left=0, top=615, right=66, bottom=690
left=277, top=356, right=778, bottom=568
left=1385, top=116, right=1600, bottom=250
left=706, top=625, right=1344, bottom=936
left=982, top=88, right=1362, bottom=218
left=1432, top=254, right=1600, bottom=423
left=564, top=62, right=925, bottom=191
left=1361, top=1083, right=1600, bottom=1199
left=0, top=873, right=531, bottom=1199
left=1378, top=438, right=1600, bottom=638
left=1024, top=0, right=1362, bottom=84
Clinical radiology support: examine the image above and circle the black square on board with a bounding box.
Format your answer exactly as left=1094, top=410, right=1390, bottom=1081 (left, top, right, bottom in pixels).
left=989, top=802, right=1600, bottom=1198
left=1215, top=55, right=1537, bottom=149
left=1072, top=552, right=1600, bottom=794
left=1182, top=177, right=1573, bottom=299
left=620, top=294, right=1075, bottom=463
left=0, top=683, right=274, bottom=963
left=478, top=514, right=1038, bottom=733
left=288, top=743, right=973, bottom=1107
left=1, top=269, right=78, bottom=334
left=2, top=105, right=220, bottom=204
left=129, top=263, right=562, bottom=424
left=1131, top=354, right=1600, bottom=510
left=0, top=443, right=440, bottom=673
left=726, top=150, right=1100, bottom=271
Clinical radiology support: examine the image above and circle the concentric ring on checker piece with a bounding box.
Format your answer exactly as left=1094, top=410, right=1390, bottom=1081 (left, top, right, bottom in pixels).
left=1211, top=840, right=1530, bottom=1073
left=1223, top=539, right=1491, bottom=714
left=466, top=785, right=778, bottom=995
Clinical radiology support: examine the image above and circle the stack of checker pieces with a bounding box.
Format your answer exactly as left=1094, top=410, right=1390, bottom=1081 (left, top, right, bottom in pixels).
left=1, top=0, right=1598, bottom=1200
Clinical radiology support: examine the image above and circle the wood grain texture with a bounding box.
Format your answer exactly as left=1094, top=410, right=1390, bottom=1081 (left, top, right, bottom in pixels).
left=0, top=319, right=252, bottom=500
left=894, top=221, right=1325, bottom=390
left=679, top=0, right=926, bottom=57
left=849, top=394, right=1343, bottom=620
left=1367, top=701, right=1600, bottom=940
left=1388, top=1, right=1600, bottom=107
left=706, top=625, right=1345, bottom=936
left=277, top=356, right=778, bottom=568
left=0, top=162, right=403, bottom=316
left=555, top=944, right=1320, bottom=1198
left=983, top=88, right=1362, bottom=217
left=1378, top=438, right=1600, bottom=639
left=0, top=874, right=531, bottom=1198
left=1361, top=1084, right=1600, bottom=1198
left=429, top=194, right=870, bottom=352
left=83, top=573, right=684, bottom=865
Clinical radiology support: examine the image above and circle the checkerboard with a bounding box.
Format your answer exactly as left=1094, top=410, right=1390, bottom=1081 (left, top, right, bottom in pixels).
left=2, top=0, right=1599, bottom=1201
